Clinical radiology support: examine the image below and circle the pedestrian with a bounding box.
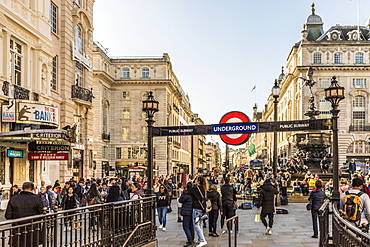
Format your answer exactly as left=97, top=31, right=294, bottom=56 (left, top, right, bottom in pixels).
left=207, top=184, right=223, bottom=237
left=86, top=183, right=103, bottom=205
left=179, top=182, right=194, bottom=247
left=59, top=186, right=79, bottom=231
left=129, top=182, right=145, bottom=199
left=188, top=176, right=209, bottom=247
left=105, top=184, right=123, bottom=203
left=10, top=185, right=21, bottom=198
left=38, top=186, right=53, bottom=212
left=5, top=182, right=44, bottom=247
left=308, top=180, right=326, bottom=238
left=348, top=159, right=357, bottom=178
left=256, top=178, right=279, bottom=235
left=177, top=182, right=184, bottom=222
left=320, top=157, right=329, bottom=173
left=156, top=184, right=171, bottom=232
left=220, top=176, right=238, bottom=234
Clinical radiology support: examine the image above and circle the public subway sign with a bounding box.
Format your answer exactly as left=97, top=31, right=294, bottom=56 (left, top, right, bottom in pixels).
left=211, top=123, right=258, bottom=134
left=218, top=111, right=252, bottom=145
left=28, top=153, right=69, bottom=160
left=17, top=101, right=59, bottom=126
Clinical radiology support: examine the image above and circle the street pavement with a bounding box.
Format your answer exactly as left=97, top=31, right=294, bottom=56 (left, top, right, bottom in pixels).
left=156, top=202, right=319, bottom=247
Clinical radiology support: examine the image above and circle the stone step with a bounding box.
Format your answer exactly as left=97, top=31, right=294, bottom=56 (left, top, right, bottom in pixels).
left=288, top=195, right=309, bottom=203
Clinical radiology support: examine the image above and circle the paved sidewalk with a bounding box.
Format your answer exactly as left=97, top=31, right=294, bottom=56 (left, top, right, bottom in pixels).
left=156, top=202, right=319, bottom=247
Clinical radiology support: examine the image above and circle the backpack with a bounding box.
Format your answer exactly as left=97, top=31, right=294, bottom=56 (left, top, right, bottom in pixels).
left=196, top=186, right=212, bottom=213
left=343, top=191, right=363, bottom=223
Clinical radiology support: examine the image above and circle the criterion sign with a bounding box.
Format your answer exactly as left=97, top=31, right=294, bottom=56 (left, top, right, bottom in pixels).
left=216, top=111, right=257, bottom=145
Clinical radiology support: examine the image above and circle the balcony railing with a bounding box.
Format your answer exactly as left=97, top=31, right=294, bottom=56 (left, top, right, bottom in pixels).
left=71, top=85, right=93, bottom=103
left=102, top=132, right=110, bottom=141
left=0, top=196, right=156, bottom=247
left=349, top=125, right=370, bottom=131
left=14, top=84, right=30, bottom=100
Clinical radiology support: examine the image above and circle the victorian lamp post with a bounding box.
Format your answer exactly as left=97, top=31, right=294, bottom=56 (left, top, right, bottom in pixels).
left=142, top=91, right=159, bottom=196
left=324, top=76, right=345, bottom=202
left=272, top=79, right=280, bottom=176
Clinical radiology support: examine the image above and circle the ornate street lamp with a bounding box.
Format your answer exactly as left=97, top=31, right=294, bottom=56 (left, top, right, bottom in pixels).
left=325, top=76, right=345, bottom=202
left=272, top=79, right=280, bottom=176
left=142, top=91, right=159, bottom=196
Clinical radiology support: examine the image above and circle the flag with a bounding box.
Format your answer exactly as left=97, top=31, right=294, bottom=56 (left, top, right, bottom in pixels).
left=251, top=85, right=256, bottom=92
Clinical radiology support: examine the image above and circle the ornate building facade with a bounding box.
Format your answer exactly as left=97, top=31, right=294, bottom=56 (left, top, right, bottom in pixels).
left=0, top=0, right=95, bottom=187
left=248, top=4, right=370, bottom=169
left=92, top=44, right=208, bottom=177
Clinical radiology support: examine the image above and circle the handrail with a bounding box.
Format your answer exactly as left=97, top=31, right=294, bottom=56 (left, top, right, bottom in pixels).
left=121, top=221, right=153, bottom=247
left=216, top=215, right=239, bottom=247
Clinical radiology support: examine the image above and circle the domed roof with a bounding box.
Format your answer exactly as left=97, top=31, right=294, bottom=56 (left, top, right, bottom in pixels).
left=306, top=3, right=323, bottom=25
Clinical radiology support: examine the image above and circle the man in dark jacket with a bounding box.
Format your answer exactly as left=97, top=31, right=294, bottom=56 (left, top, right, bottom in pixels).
left=179, top=182, right=194, bottom=247
left=221, top=176, right=238, bottom=233
left=256, top=178, right=279, bottom=235
left=308, top=180, right=326, bottom=238
left=5, top=182, right=45, bottom=247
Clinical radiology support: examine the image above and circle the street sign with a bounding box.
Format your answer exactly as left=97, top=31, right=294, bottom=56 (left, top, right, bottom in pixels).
left=219, top=111, right=251, bottom=145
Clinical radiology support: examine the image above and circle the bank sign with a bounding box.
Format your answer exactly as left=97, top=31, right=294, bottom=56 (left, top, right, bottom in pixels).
left=17, top=102, right=59, bottom=126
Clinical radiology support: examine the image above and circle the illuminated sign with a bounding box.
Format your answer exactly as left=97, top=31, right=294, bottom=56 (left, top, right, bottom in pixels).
left=28, top=153, right=69, bottom=160
left=7, top=149, right=23, bottom=158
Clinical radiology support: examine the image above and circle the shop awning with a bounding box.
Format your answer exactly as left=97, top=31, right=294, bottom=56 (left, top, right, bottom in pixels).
left=0, top=129, right=66, bottom=143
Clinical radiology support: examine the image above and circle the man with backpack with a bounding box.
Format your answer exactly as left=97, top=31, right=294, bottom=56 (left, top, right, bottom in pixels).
left=340, top=178, right=370, bottom=230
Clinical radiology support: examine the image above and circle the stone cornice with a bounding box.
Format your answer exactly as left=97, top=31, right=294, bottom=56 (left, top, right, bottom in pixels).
left=297, top=65, right=370, bottom=71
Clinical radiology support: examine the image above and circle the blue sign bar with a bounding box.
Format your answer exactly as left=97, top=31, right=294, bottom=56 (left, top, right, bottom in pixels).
left=7, top=149, right=23, bottom=158
left=212, top=123, right=259, bottom=134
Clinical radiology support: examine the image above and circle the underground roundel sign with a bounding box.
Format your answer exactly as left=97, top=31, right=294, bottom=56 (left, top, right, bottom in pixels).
left=219, top=111, right=251, bottom=145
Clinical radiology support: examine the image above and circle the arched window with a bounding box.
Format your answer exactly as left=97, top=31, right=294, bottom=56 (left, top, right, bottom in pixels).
left=123, top=68, right=130, bottom=78
left=313, top=53, right=322, bottom=64
left=352, top=96, right=366, bottom=128
left=334, top=53, right=342, bottom=63
left=355, top=53, right=364, bottom=63
left=75, top=25, right=83, bottom=54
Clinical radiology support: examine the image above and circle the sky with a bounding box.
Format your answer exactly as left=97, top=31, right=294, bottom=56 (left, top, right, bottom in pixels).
left=93, top=0, right=370, bottom=149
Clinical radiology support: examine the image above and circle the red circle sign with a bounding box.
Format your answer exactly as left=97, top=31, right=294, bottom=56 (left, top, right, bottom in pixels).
left=219, top=111, right=251, bottom=145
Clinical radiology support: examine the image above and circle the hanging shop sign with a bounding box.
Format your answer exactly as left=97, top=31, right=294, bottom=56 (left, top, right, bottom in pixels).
left=17, top=101, right=59, bottom=126
left=28, top=141, right=70, bottom=152
left=7, top=149, right=23, bottom=158
left=1, top=99, right=16, bottom=122
left=28, top=153, right=69, bottom=160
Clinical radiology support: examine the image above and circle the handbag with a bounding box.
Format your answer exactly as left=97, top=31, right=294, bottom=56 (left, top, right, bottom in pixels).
left=196, top=186, right=212, bottom=213
left=254, top=214, right=260, bottom=222
left=167, top=206, right=173, bottom=213
left=306, top=200, right=312, bottom=211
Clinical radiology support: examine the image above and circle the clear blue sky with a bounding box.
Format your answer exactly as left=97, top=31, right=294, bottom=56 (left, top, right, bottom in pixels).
left=93, top=0, right=370, bottom=149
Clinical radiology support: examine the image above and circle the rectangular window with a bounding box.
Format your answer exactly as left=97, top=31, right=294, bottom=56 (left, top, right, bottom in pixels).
left=318, top=78, right=330, bottom=88
left=353, top=111, right=365, bottom=126
left=142, top=111, right=147, bottom=118
left=122, top=127, right=130, bottom=141
left=122, top=107, right=130, bottom=118
left=132, top=147, right=139, bottom=159
left=102, top=146, right=108, bottom=159
left=139, top=147, right=147, bottom=159
left=50, top=3, right=58, bottom=34
left=352, top=79, right=367, bottom=88
left=75, top=62, right=84, bottom=87
left=334, top=53, right=342, bottom=64
left=142, top=91, right=149, bottom=100
left=10, top=40, right=22, bottom=86
left=142, top=68, right=149, bottom=78
left=123, top=147, right=130, bottom=159
left=313, top=53, right=322, bottom=64
left=355, top=53, right=364, bottom=63
left=122, top=91, right=130, bottom=100
left=142, top=127, right=148, bottom=141
left=319, top=97, right=331, bottom=118
left=123, top=68, right=130, bottom=78
left=116, top=148, right=122, bottom=159
left=51, top=56, right=57, bottom=90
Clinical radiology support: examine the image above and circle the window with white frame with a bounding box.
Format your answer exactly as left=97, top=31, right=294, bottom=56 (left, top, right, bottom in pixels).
left=102, top=146, right=108, bottom=159
left=75, top=62, right=84, bottom=87
left=51, top=56, right=57, bottom=90
left=142, top=68, right=149, bottom=78
left=313, top=53, right=322, bottom=64
left=334, top=53, right=342, bottom=63
left=142, top=127, right=148, bottom=141
left=318, top=78, right=330, bottom=88
left=116, top=147, right=122, bottom=159
left=50, top=2, right=58, bottom=34
left=122, top=91, right=130, bottom=100
left=75, top=25, right=83, bottom=54
left=353, top=96, right=366, bottom=126
left=142, top=111, right=147, bottom=118
left=355, top=53, right=364, bottom=63
left=319, top=96, right=331, bottom=118
left=122, top=107, right=130, bottom=119
left=142, top=91, right=149, bottom=100
left=352, top=78, right=366, bottom=88
left=347, top=141, right=370, bottom=153
left=122, top=127, right=130, bottom=140
left=123, top=68, right=130, bottom=78
left=10, top=40, right=22, bottom=86
left=102, top=104, right=108, bottom=134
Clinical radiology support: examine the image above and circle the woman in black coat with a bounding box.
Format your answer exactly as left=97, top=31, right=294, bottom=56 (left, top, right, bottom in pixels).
left=207, top=184, right=223, bottom=237
left=256, top=179, right=278, bottom=235
left=179, top=182, right=194, bottom=247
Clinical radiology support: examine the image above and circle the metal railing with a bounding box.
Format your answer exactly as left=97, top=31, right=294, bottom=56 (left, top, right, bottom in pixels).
left=0, top=196, right=156, bottom=247
left=71, top=85, right=93, bottom=103
left=216, top=215, right=239, bottom=247
left=318, top=199, right=331, bottom=247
